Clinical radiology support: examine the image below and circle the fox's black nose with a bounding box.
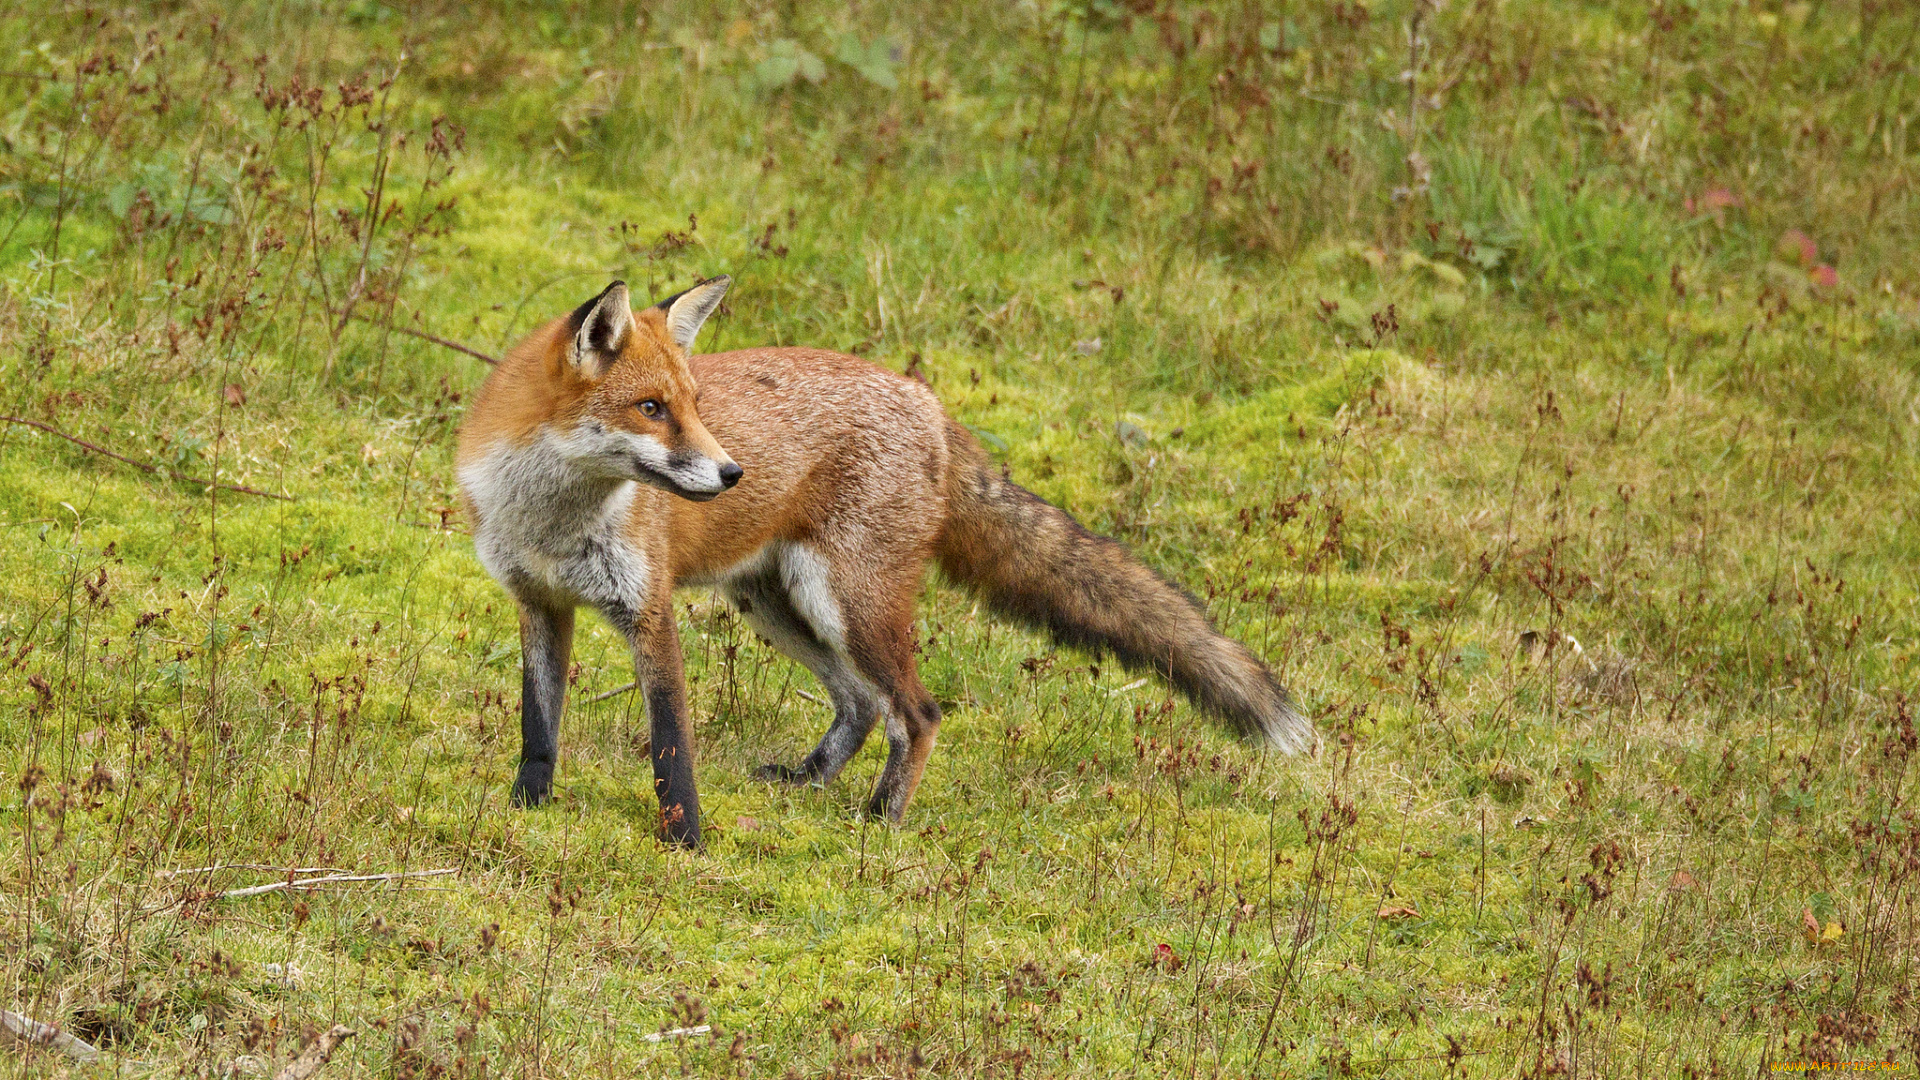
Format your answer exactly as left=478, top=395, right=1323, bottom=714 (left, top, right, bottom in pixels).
left=719, top=462, right=743, bottom=488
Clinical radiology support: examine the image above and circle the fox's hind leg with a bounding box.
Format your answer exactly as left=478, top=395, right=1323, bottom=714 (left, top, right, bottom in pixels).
left=840, top=588, right=943, bottom=824
left=722, top=555, right=885, bottom=785
left=792, top=550, right=945, bottom=823
left=728, top=542, right=942, bottom=821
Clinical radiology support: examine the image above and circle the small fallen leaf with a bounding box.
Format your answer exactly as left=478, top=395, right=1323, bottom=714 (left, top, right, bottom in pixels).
left=1668, top=870, right=1701, bottom=893
left=1686, top=187, right=1740, bottom=223
left=1777, top=229, right=1818, bottom=268
left=1802, top=906, right=1821, bottom=944
left=223, top=384, right=246, bottom=407
left=1378, top=903, right=1420, bottom=920
left=1821, top=920, right=1844, bottom=943
left=735, top=815, right=761, bottom=832
left=1152, top=942, right=1182, bottom=972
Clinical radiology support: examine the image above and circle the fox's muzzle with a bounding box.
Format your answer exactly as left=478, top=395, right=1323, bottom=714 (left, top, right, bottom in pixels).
left=645, top=449, right=739, bottom=501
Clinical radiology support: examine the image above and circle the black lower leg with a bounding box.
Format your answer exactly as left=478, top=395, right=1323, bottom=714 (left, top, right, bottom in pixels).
left=511, top=602, right=572, bottom=806
left=868, top=694, right=941, bottom=822
left=648, top=681, right=702, bottom=847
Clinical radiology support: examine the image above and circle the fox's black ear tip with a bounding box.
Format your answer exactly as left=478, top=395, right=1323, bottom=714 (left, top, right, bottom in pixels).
left=569, top=281, right=633, bottom=335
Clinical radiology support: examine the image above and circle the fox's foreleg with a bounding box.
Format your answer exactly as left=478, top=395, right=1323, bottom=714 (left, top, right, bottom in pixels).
left=511, top=601, right=575, bottom=807
left=616, top=596, right=703, bottom=848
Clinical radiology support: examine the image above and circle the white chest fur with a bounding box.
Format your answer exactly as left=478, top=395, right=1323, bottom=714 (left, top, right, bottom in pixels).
left=458, top=432, right=652, bottom=610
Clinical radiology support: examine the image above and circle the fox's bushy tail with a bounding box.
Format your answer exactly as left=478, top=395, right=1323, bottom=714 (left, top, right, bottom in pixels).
left=936, top=423, right=1315, bottom=753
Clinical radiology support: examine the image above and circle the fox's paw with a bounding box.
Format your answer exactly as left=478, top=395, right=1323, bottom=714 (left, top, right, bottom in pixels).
left=866, top=789, right=909, bottom=825
left=657, top=801, right=702, bottom=849
left=510, top=762, right=554, bottom=807
left=755, top=762, right=813, bottom=786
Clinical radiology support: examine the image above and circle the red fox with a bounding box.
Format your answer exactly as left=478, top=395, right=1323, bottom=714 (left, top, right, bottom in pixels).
left=457, top=277, right=1314, bottom=847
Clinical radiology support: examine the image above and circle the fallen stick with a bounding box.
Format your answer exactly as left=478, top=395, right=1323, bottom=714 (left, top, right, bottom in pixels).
left=642, top=1025, right=711, bottom=1043
left=343, top=311, right=498, bottom=365
left=0, top=1008, right=99, bottom=1062
left=273, top=1025, right=355, bottom=1080
left=159, top=864, right=350, bottom=879
left=220, top=868, right=455, bottom=900
left=587, top=681, right=637, bottom=704
left=0, top=416, right=294, bottom=501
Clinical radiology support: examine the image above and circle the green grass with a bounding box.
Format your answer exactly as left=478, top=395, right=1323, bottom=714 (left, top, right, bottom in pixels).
left=1, top=1, right=1917, bottom=1075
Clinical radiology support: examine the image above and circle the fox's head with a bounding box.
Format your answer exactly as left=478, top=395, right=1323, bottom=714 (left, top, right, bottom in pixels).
left=550, top=277, right=741, bottom=501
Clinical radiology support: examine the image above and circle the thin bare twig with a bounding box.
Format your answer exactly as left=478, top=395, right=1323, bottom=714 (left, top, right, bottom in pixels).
left=272, top=1025, right=355, bottom=1080
left=220, top=868, right=455, bottom=900
left=342, top=310, right=497, bottom=365
left=643, top=1025, right=711, bottom=1043
left=158, top=864, right=350, bottom=879
left=0, top=417, right=294, bottom=501
left=0, top=1008, right=99, bottom=1062
left=588, top=681, right=638, bottom=704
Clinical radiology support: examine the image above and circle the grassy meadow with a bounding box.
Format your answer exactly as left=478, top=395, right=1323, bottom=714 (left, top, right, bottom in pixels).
left=2, top=0, right=1918, bottom=1074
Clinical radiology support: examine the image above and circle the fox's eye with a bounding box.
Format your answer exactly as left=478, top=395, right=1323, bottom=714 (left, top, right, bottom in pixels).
left=637, top=400, right=662, bottom=418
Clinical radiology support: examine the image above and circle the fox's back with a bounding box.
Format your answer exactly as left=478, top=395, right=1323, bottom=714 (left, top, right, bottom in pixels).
left=665, top=348, right=952, bottom=581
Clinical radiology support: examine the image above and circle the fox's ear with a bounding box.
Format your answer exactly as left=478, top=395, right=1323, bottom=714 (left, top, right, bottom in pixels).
left=653, top=275, right=731, bottom=351
left=566, top=281, right=632, bottom=379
